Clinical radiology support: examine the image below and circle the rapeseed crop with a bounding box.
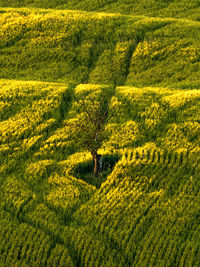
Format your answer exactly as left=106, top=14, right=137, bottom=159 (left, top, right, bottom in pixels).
left=1, top=78, right=199, bottom=265
left=0, top=1, right=200, bottom=265
left=1, top=8, right=200, bottom=87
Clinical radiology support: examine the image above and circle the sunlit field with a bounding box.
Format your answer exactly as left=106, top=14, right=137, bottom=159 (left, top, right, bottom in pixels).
left=0, top=1, right=200, bottom=266
left=1, top=80, right=200, bottom=266
left=1, top=8, right=200, bottom=88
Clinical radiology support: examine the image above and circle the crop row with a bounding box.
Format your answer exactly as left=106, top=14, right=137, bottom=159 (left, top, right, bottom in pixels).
left=0, top=80, right=68, bottom=144
left=73, top=145, right=200, bottom=265
left=0, top=210, right=52, bottom=265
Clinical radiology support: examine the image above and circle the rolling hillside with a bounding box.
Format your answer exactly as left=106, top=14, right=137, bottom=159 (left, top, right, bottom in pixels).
left=1, top=0, right=200, bottom=20
left=0, top=1, right=200, bottom=266
left=1, top=8, right=200, bottom=88
left=0, top=80, right=200, bottom=266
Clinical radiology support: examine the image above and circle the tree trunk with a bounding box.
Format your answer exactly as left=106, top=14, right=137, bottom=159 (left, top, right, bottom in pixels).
left=93, top=153, right=102, bottom=178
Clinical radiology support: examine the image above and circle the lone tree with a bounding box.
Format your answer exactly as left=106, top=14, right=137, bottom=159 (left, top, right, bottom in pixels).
left=69, top=92, right=116, bottom=178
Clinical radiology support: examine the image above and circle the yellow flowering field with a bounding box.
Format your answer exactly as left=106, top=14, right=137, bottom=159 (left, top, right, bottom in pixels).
left=0, top=0, right=200, bottom=265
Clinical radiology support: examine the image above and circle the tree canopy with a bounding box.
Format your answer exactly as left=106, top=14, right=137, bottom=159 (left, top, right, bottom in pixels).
left=68, top=90, right=117, bottom=177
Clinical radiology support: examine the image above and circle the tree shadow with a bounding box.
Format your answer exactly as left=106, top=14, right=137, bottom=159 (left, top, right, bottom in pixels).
left=73, top=153, right=120, bottom=188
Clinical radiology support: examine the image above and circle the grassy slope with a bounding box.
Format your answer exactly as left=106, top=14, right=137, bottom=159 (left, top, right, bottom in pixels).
left=1, top=8, right=200, bottom=88
left=0, top=80, right=200, bottom=266
left=0, top=1, right=200, bottom=267
left=1, top=0, right=200, bottom=20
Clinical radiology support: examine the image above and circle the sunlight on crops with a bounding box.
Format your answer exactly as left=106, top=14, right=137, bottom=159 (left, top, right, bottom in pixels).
left=0, top=1, right=200, bottom=265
